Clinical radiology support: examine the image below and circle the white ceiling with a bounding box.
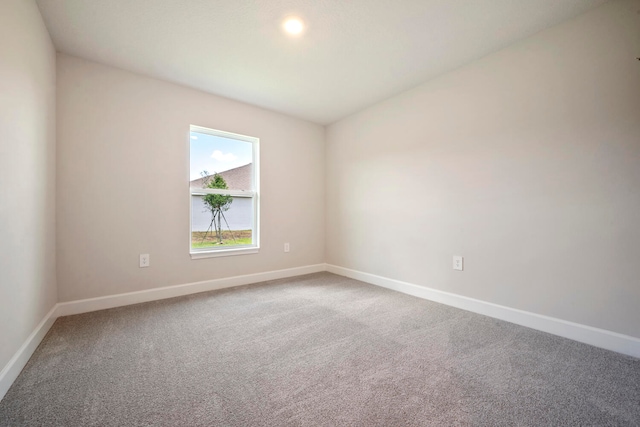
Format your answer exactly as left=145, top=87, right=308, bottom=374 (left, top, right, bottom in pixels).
left=36, top=0, right=608, bottom=125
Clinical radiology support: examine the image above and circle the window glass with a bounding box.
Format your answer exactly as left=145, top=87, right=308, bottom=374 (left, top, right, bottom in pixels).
left=189, top=126, right=258, bottom=256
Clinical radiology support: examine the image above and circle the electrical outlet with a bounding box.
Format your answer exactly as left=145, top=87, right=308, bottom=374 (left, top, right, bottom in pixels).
left=453, top=256, right=463, bottom=271
left=284, top=243, right=290, bottom=253
left=140, top=254, right=150, bottom=268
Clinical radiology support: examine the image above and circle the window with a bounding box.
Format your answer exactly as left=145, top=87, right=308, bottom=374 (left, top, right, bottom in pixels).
left=189, top=125, right=259, bottom=258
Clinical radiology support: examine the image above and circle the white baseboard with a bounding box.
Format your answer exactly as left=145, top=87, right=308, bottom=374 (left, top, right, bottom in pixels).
left=55, top=264, right=326, bottom=317
left=0, top=305, right=58, bottom=402
left=326, top=264, right=640, bottom=359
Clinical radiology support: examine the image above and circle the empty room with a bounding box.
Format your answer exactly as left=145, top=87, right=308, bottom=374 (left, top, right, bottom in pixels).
left=1, top=0, right=639, bottom=425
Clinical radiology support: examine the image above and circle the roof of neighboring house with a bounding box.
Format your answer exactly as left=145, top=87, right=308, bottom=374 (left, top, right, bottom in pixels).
left=190, top=163, right=252, bottom=191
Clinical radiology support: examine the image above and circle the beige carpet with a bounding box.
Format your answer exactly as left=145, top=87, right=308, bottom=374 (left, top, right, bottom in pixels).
left=1, top=272, right=639, bottom=426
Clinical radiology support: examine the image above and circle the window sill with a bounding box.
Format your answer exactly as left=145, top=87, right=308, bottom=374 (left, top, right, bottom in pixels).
left=190, top=247, right=259, bottom=259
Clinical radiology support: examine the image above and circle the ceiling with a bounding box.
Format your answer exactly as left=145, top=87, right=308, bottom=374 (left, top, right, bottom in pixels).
left=36, top=0, right=608, bottom=125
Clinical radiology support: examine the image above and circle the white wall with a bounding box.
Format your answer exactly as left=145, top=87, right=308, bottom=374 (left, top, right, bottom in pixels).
left=0, top=0, right=57, bottom=371
left=56, top=55, right=325, bottom=301
left=326, top=0, right=640, bottom=338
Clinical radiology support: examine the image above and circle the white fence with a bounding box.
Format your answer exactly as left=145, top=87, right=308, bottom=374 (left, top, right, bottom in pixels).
left=191, top=196, right=253, bottom=232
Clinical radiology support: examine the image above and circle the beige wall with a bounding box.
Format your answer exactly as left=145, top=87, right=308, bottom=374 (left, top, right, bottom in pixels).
left=326, top=0, right=640, bottom=338
left=56, top=55, right=325, bottom=301
left=0, top=0, right=57, bottom=370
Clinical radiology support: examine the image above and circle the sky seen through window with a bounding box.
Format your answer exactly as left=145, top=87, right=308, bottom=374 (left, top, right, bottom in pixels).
left=189, top=131, right=252, bottom=181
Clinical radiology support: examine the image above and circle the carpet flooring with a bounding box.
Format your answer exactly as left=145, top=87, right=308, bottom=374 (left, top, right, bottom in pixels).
left=1, top=272, right=639, bottom=426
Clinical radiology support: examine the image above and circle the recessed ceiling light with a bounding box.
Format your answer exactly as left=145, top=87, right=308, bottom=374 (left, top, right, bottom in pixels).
left=283, top=17, right=304, bottom=36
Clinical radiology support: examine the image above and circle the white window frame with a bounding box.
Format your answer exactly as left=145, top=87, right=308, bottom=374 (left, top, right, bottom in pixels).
left=189, top=125, right=260, bottom=259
